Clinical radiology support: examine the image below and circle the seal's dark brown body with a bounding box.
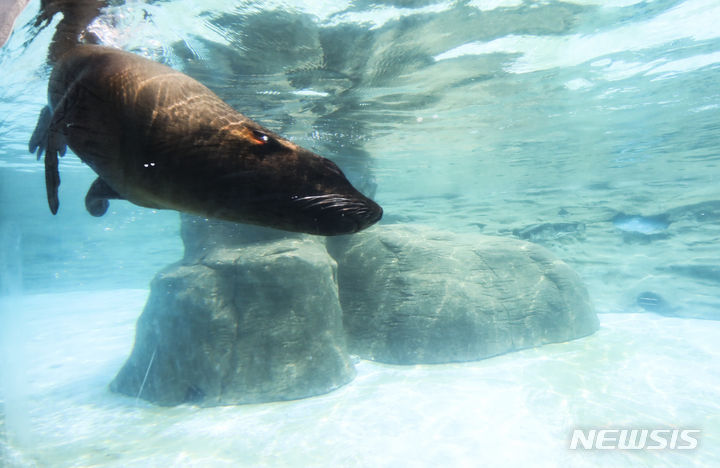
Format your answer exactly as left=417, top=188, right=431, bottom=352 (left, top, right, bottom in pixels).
left=30, top=45, right=381, bottom=235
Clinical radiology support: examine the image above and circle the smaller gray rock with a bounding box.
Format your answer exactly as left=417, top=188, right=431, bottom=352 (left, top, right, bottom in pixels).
left=636, top=291, right=677, bottom=316
left=111, top=238, right=354, bottom=406
left=328, top=225, right=598, bottom=364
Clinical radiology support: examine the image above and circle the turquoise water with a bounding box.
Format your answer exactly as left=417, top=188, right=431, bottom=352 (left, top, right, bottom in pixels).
left=1, top=0, right=719, bottom=466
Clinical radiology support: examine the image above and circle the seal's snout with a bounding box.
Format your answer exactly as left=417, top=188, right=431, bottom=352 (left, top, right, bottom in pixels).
left=359, top=198, right=384, bottom=227
left=293, top=193, right=383, bottom=235
left=346, top=196, right=383, bottom=232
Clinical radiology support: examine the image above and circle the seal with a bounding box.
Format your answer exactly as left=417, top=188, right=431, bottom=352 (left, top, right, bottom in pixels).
left=29, top=44, right=382, bottom=235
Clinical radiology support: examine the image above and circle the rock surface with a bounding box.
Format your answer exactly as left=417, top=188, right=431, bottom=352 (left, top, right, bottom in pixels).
left=180, top=214, right=301, bottom=262
left=113, top=217, right=599, bottom=404
left=328, top=225, right=598, bottom=364
left=111, top=236, right=355, bottom=406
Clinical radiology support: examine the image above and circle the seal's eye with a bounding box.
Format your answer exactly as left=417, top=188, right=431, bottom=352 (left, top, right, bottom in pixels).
left=249, top=129, right=285, bottom=156
left=250, top=129, right=271, bottom=145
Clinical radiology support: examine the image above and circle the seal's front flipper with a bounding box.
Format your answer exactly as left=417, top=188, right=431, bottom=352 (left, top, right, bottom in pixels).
left=29, top=105, right=68, bottom=215
left=85, top=177, right=123, bottom=217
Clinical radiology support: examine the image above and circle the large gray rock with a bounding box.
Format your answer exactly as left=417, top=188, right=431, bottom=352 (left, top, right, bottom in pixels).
left=327, top=225, right=599, bottom=364
left=113, top=217, right=598, bottom=405
left=111, top=237, right=355, bottom=406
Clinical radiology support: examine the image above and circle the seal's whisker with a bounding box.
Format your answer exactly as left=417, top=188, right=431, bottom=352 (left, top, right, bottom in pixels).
left=298, top=197, right=355, bottom=210
left=293, top=194, right=338, bottom=202
left=310, top=200, right=367, bottom=211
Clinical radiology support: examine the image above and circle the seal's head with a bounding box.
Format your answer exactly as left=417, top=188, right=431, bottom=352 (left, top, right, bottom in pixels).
left=205, top=123, right=383, bottom=236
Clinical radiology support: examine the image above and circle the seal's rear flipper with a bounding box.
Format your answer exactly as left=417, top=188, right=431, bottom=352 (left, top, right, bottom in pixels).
left=29, top=106, right=51, bottom=158
left=44, top=149, right=60, bottom=214
left=30, top=105, right=67, bottom=214
left=85, top=177, right=123, bottom=217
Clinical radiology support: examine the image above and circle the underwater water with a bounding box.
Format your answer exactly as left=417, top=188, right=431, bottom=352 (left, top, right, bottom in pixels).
left=1, top=0, right=719, bottom=466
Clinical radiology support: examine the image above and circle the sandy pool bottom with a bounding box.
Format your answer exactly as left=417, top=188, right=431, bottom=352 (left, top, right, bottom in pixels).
left=1, top=290, right=718, bottom=467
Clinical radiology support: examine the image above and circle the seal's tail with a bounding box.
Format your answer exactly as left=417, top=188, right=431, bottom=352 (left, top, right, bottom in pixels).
left=29, top=1, right=103, bottom=214
left=29, top=105, right=67, bottom=214
left=34, top=0, right=107, bottom=64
